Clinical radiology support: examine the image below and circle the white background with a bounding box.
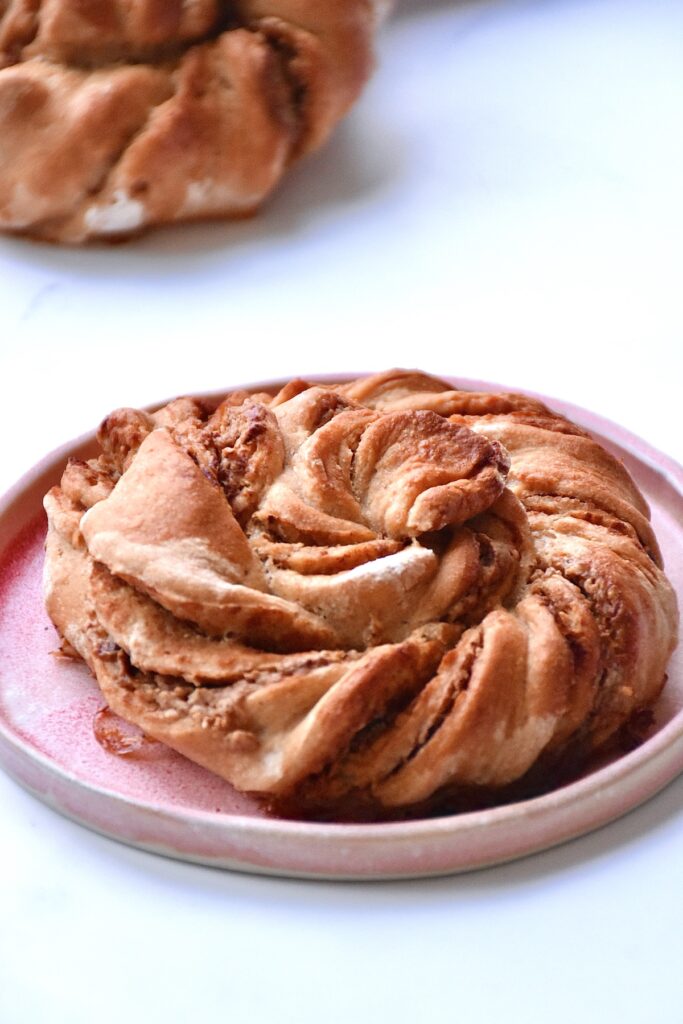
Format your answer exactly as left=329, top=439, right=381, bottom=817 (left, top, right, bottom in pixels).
left=1, top=1, right=682, bottom=1021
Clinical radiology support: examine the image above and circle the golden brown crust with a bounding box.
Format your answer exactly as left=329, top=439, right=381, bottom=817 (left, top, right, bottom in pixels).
left=43, top=370, right=679, bottom=818
left=0, top=0, right=383, bottom=242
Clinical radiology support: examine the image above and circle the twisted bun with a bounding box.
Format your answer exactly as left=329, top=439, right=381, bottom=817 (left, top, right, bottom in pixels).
left=43, top=371, right=678, bottom=819
left=0, top=0, right=383, bottom=242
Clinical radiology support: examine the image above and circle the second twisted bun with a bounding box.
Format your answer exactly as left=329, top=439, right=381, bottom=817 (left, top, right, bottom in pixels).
left=0, top=1, right=383, bottom=242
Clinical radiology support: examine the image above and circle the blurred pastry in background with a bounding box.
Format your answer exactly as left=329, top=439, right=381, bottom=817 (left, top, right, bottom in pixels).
left=0, top=1, right=387, bottom=243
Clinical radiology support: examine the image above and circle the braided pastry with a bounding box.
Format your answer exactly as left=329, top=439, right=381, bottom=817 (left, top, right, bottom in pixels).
left=0, top=0, right=384, bottom=242
left=43, top=371, right=679, bottom=820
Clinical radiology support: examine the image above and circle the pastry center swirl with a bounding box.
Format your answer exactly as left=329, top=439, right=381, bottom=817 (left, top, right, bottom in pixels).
left=81, top=387, right=519, bottom=651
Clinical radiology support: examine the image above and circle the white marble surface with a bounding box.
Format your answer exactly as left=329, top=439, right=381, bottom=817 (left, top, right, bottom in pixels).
left=1, top=1, right=682, bottom=1021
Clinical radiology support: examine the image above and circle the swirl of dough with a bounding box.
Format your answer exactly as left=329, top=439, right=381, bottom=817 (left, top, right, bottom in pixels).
left=43, top=371, right=678, bottom=818
left=0, top=0, right=385, bottom=242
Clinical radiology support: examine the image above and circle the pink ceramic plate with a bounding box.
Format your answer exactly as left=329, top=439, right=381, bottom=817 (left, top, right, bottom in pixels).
left=0, top=377, right=681, bottom=879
